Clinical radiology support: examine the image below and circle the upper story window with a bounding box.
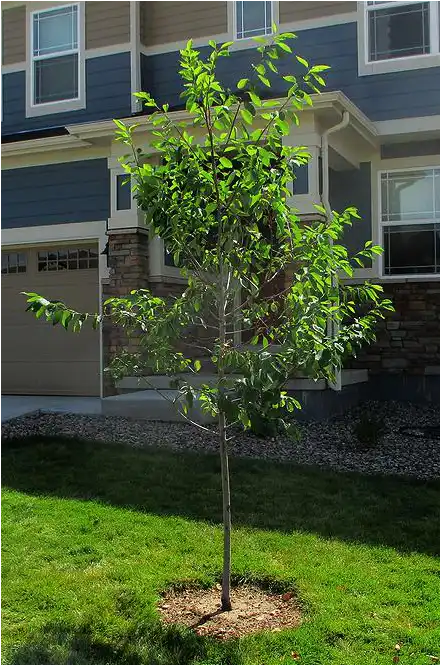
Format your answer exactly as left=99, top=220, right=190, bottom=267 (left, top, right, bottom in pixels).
left=380, top=167, right=440, bottom=276
left=367, top=1, right=430, bottom=61
left=235, top=1, right=273, bottom=40
left=358, top=1, right=440, bottom=75
left=32, top=5, right=79, bottom=105
left=27, top=3, right=85, bottom=117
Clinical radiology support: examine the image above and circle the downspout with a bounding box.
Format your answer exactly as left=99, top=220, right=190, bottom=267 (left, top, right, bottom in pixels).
left=320, top=111, right=350, bottom=392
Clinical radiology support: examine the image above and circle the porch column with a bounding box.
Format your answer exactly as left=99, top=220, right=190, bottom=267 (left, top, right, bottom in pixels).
left=102, top=157, right=151, bottom=395
left=283, top=115, right=323, bottom=219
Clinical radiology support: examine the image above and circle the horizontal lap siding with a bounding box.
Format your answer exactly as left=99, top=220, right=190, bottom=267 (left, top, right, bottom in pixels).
left=141, top=1, right=227, bottom=46
left=1, top=53, right=131, bottom=134
left=329, top=163, right=372, bottom=263
left=2, top=6, right=26, bottom=65
left=279, top=1, right=356, bottom=23
left=142, top=23, right=440, bottom=121
left=2, top=160, right=110, bottom=228
left=86, top=1, right=131, bottom=48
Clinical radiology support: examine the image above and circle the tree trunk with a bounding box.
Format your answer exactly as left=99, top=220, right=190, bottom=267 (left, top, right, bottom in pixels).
left=219, top=409, right=232, bottom=611
left=218, top=252, right=232, bottom=611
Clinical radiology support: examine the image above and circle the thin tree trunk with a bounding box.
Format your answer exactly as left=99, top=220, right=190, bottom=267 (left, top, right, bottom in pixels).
left=219, top=410, right=232, bottom=611
left=218, top=255, right=232, bottom=611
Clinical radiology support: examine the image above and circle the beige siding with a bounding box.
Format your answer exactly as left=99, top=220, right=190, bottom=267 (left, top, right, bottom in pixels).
left=280, top=1, right=356, bottom=24
left=86, top=1, right=130, bottom=50
left=141, top=1, right=228, bottom=47
left=2, top=6, right=26, bottom=66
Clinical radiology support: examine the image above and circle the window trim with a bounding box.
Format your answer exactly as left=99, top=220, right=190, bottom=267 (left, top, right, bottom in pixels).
left=229, top=1, right=278, bottom=50
left=26, top=3, right=86, bottom=118
left=378, top=163, right=440, bottom=278
left=110, top=167, right=136, bottom=217
left=357, top=0, right=440, bottom=76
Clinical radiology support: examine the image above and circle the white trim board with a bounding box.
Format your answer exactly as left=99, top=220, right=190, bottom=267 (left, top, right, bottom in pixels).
left=375, top=115, right=440, bottom=139
left=140, top=6, right=356, bottom=57
left=130, top=0, right=141, bottom=113
left=2, top=44, right=131, bottom=74
left=2, top=220, right=107, bottom=247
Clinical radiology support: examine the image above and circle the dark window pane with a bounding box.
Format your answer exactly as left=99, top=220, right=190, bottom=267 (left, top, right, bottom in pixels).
left=68, top=259, right=78, bottom=270
left=17, top=254, right=27, bottom=273
left=116, top=174, right=131, bottom=211
left=236, top=1, right=271, bottom=38
left=384, top=224, right=437, bottom=275
left=34, top=53, right=78, bottom=104
left=369, top=2, right=430, bottom=61
left=68, top=249, right=78, bottom=259
left=164, top=247, right=175, bottom=267
left=2, top=255, right=8, bottom=274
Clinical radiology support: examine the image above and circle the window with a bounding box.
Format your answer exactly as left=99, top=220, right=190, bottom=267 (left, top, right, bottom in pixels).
left=235, top=1, right=272, bottom=40
left=367, top=1, right=430, bottom=61
left=31, top=5, right=79, bottom=106
left=380, top=168, right=440, bottom=276
left=1, top=253, right=27, bottom=274
left=116, top=174, right=132, bottom=211
left=37, top=248, right=98, bottom=272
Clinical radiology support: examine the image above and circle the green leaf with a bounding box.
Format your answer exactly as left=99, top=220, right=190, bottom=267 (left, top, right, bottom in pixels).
left=258, top=75, right=271, bottom=88
left=296, top=55, right=309, bottom=68
left=194, top=359, right=202, bottom=372
left=240, top=108, right=253, bottom=125
left=220, top=156, right=233, bottom=168
left=237, top=78, right=249, bottom=89
left=277, top=42, right=292, bottom=53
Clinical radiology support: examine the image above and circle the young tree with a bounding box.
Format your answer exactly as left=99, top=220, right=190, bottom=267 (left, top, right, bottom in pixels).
left=24, top=35, right=392, bottom=612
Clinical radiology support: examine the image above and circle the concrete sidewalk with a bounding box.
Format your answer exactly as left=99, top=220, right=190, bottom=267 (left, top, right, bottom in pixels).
left=1, top=395, right=102, bottom=422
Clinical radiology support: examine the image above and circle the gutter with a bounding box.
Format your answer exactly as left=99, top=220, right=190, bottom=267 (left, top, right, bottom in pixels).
left=321, top=110, right=350, bottom=392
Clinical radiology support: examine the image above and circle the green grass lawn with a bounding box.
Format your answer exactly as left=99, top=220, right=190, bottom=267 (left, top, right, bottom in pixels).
left=2, top=436, right=440, bottom=665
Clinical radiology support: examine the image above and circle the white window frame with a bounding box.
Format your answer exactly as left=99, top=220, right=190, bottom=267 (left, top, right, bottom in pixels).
left=26, top=3, right=86, bottom=118
left=357, top=0, right=440, bottom=76
left=231, top=1, right=278, bottom=46
left=110, top=167, right=136, bottom=217
left=378, top=163, right=440, bottom=279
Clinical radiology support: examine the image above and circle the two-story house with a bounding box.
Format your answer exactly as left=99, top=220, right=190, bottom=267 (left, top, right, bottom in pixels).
left=2, top=1, right=439, bottom=406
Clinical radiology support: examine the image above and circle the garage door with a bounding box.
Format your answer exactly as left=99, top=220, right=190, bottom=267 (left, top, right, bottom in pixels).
left=2, top=244, right=100, bottom=396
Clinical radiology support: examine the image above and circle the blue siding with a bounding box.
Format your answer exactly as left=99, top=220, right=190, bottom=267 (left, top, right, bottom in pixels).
left=142, top=23, right=440, bottom=121
left=329, top=162, right=372, bottom=264
left=2, top=53, right=132, bottom=135
left=2, top=159, right=110, bottom=228
left=381, top=139, right=440, bottom=159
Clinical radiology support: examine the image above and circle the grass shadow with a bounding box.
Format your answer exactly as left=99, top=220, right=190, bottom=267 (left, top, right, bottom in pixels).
left=2, top=618, right=244, bottom=665
left=2, top=436, right=440, bottom=556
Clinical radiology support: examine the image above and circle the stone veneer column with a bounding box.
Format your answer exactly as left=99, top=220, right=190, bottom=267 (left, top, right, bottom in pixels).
left=102, top=228, right=150, bottom=396
left=349, top=282, right=440, bottom=375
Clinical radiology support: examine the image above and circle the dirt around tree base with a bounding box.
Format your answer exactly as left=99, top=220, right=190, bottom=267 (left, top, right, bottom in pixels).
left=158, top=584, right=302, bottom=640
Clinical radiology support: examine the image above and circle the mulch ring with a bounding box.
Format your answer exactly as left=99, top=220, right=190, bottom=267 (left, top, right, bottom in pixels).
left=158, top=583, right=302, bottom=640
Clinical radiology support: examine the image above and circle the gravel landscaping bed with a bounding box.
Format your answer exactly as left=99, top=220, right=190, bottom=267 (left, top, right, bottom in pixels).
left=2, top=400, right=440, bottom=480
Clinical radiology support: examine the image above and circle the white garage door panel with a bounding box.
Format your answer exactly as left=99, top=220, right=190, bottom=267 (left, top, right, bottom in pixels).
left=3, top=325, right=97, bottom=361
left=2, top=361, right=100, bottom=395
left=2, top=245, right=100, bottom=396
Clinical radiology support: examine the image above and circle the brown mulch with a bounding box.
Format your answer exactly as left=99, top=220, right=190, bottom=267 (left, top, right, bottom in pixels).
left=158, top=584, right=302, bottom=640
